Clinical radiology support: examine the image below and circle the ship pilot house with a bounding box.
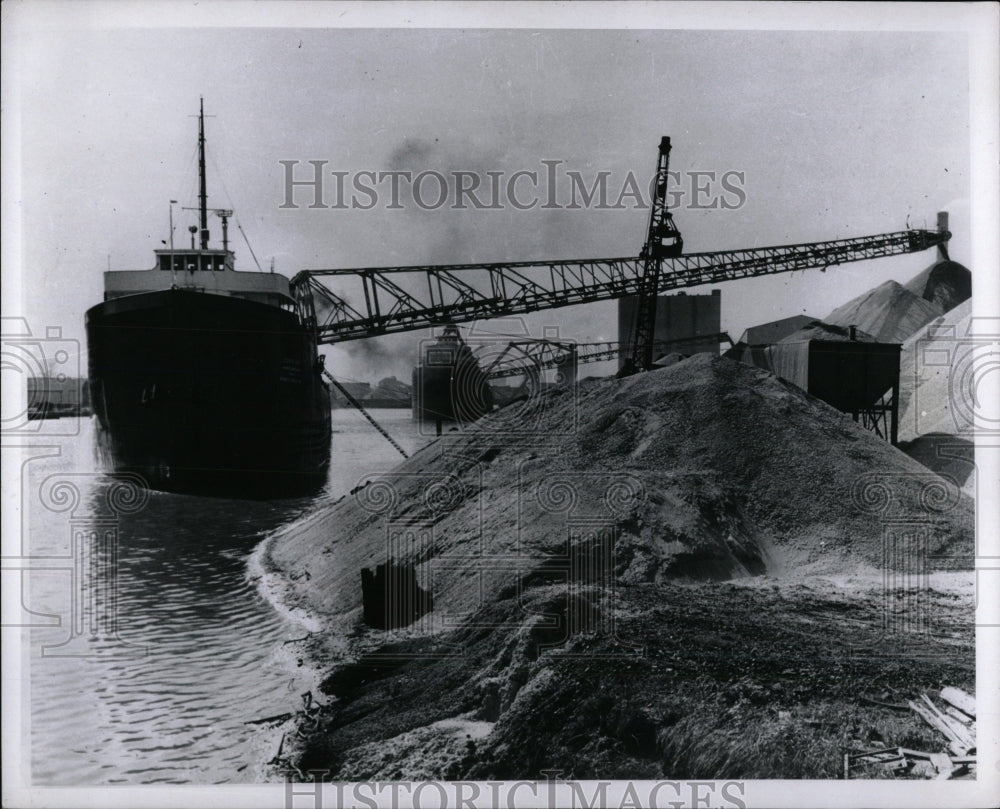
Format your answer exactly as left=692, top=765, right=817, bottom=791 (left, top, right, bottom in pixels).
left=103, top=240, right=296, bottom=312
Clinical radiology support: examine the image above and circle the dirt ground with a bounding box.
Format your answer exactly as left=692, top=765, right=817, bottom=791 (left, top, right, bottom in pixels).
left=265, top=568, right=973, bottom=780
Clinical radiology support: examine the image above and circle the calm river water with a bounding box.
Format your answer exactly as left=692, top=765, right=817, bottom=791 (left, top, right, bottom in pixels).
left=25, top=410, right=427, bottom=785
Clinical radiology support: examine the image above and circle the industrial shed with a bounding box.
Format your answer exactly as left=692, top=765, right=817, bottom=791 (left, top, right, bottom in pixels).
left=734, top=321, right=902, bottom=443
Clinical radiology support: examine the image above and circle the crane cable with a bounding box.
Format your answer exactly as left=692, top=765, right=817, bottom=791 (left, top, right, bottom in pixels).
left=321, top=368, right=409, bottom=459
left=237, top=220, right=264, bottom=271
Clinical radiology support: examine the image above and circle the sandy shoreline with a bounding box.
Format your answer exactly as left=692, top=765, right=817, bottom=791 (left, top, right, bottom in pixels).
left=245, top=512, right=343, bottom=782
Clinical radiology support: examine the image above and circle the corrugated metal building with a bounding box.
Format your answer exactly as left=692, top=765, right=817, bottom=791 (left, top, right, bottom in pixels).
left=738, top=314, right=818, bottom=347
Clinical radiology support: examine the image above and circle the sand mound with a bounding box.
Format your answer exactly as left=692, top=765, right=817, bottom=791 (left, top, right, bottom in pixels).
left=825, top=258, right=970, bottom=346
left=651, top=352, right=685, bottom=368
left=265, top=354, right=976, bottom=782
left=266, top=354, right=973, bottom=630
left=903, top=259, right=972, bottom=314
left=826, top=280, right=942, bottom=343
left=818, top=257, right=974, bottom=493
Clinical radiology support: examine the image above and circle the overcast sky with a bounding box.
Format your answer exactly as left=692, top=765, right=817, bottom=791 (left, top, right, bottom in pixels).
left=4, top=5, right=985, bottom=382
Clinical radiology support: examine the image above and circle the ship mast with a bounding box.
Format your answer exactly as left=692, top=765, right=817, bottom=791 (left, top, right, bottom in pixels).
left=198, top=98, right=209, bottom=249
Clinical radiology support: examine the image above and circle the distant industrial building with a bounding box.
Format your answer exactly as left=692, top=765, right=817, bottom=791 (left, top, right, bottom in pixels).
left=331, top=377, right=412, bottom=409
left=27, top=377, right=90, bottom=417
left=617, top=290, right=722, bottom=370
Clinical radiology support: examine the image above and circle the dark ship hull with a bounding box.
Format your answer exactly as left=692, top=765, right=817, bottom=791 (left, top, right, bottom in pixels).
left=86, top=288, right=331, bottom=498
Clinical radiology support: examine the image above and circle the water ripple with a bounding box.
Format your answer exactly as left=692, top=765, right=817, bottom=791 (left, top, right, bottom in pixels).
left=29, top=412, right=426, bottom=784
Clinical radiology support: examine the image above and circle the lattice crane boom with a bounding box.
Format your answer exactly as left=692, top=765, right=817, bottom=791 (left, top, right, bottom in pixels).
left=292, top=226, right=948, bottom=345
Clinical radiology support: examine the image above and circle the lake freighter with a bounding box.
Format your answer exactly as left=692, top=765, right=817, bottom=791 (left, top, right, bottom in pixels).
left=85, top=101, right=331, bottom=498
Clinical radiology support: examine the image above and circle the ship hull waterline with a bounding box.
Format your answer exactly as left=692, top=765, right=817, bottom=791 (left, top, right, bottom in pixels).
left=86, top=289, right=332, bottom=499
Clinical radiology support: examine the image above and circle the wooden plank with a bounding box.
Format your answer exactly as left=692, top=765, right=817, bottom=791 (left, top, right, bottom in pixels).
left=909, top=699, right=961, bottom=744
left=930, top=752, right=953, bottom=779
left=940, top=686, right=976, bottom=719
left=860, top=696, right=910, bottom=711
left=245, top=711, right=293, bottom=726
left=921, top=694, right=975, bottom=750
left=943, top=705, right=974, bottom=727
left=941, top=717, right=975, bottom=749
left=849, top=746, right=904, bottom=760
left=898, top=746, right=936, bottom=760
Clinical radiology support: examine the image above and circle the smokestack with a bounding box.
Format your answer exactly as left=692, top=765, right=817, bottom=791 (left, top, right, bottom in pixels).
left=937, top=211, right=950, bottom=261
left=849, top=325, right=857, bottom=341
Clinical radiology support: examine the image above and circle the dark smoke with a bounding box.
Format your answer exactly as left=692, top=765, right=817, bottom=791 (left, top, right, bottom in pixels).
left=327, top=134, right=626, bottom=381
left=329, top=331, right=425, bottom=385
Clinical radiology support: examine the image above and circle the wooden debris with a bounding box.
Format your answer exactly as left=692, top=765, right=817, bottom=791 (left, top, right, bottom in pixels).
left=847, top=687, right=978, bottom=779
left=846, top=745, right=975, bottom=780
left=245, top=711, right=294, bottom=726
left=897, top=747, right=936, bottom=760
left=939, top=686, right=975, bottom=719
left=859, top=695, right=909, bottom=711
left=849, top=746, right=903, bottom=760
left=908, top=693, right=974, bottom=755
left=267, top=732, right=286, bottom=765
left=845, top=747, right=905, bottom=779
left=929, top=752, right=953, bottom=779
left=908, top=699, right=951, bottom=741
left=943, top=704, right=974, bottom=727
left=922, top=694, right=975, bottom=751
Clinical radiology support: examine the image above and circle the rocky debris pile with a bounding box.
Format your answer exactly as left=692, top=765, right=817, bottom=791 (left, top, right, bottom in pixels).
left=268, top=574, right=974, bottom=780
